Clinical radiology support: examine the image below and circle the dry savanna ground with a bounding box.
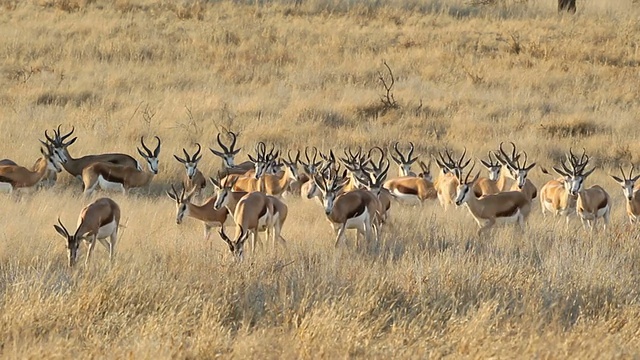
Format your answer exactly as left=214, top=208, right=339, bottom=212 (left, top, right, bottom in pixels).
left=2, top=0, right=640, bottom=358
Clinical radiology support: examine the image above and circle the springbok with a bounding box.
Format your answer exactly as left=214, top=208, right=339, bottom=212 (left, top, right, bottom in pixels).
left=166, top=183, right=230, bottom=241
left=611, top=164, right=640, bottom=224
left=82, top=136, right=161, bottom=196
left=282, top=150, right=308, bottom=197
left=0, top=143, right=64, bottom=193
left=390, top=142, right=419, bottom=177
left=455, top=163, right=531, bottom=235
left=314, top=170, right=380, bottom=247
left=434, top=148, right=470, bottom=210
left=173, top=143, right=206, bottom=197
left=356, top=155, right=392, bottom=225
left=210, top=131, right=255, bottom=177
left=53, top=197, right=121, bottom=267
left=211, top=175, right=288, bottom=255
left=472, top=152, right=503, bottom=197
left=539, top=149, right=591, bottom=224
left=494, top=142, right=538, bottom=201
left=382, top=160, right=436, bottom=204
left=46, top=125, right=139, bottom=180
left=298, top=147, right=323, bottom=200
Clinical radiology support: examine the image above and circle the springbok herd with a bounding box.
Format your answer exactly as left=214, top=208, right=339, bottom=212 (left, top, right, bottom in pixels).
left=0, top=125, right=636, bottom=265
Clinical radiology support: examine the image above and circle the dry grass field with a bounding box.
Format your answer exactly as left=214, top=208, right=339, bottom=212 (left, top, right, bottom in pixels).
left=2, top=0, right=640, bottom=358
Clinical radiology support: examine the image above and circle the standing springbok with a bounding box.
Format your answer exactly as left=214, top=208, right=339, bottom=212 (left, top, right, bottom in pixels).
left=434, top=148, right=470, bottom=210
left=46, top=125, right=139, bottom=180
left=472, top=152, right=503, bottom=197
left=455, top=163, right=531, bottom=235
left=390, top=142, right=419, bottom=177
left=53, top=197, right=121, bottom=267
left=494, top=142, right=538, bottom=201
left=539, top=149, right=591, bottom=224
left=166, top=183, right=230, bottom=241
left=173, top=143, right=206, bottom=197
left=82, top=136, right=161, bottom=196
left=0, top=143, right=64, bottom=193
left=611, top=165, right=640, bottom=224
left=210, top=131, right=255, bottom=177
left=298, top=147, right=323, bottom=200
left=314, top=170, right=380, bottom=247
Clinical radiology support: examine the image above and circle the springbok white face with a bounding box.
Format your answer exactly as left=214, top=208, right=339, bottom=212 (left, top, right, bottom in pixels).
left=611, top=165, right=640, bottom=201
left=480, top=152, right=501, bottom=181
left=436, top=148, right=470, bottom=180
left=45, top=125, right=75, bottom=163
left=137, top=136, right=162, bottom=174
left=210, top=176, right=237, bottom=210
left=210, top=132, right=242, bottom=168
left=53, top=218, right=81, bottom=267
left=166, top=184, right=194, bottom=225
left=41, top=143, right=64, bottom=173
left=495, top=144, right=536, bottom=189
left=391, top=142, right=419, bottom=177
left=219, top=226, right=249, bottom=261
left=314, top=170, right=348, bottom=215
left=455, top=170, right=480, bottom=206
left=552, top=151, right=594, bottom=196
left=249, top=142, right=278, bottom=180
left=282, top=150, right=302, bottom=181
left=174, top=144, right=202, bottom=180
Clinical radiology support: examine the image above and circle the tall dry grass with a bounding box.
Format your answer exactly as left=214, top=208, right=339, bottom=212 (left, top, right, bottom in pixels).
left=1, top=0, right=640, bottom=358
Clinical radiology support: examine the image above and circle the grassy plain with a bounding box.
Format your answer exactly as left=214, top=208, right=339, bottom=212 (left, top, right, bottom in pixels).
left=1, top=0, right=640, bottom=358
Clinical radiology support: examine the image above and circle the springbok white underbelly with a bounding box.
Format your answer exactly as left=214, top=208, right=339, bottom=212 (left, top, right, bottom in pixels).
left=257, top=211, right=271, bottom=232
left=96, top=220, right=118, bottom=239
left=98, top=176, right=125, bottom=192
left=0, top=182, right=13, bottom=193
left=344, top=208, right=370, bottom=230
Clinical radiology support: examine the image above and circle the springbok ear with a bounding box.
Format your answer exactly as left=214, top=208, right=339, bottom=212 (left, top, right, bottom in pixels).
left=553, top=167, right=567, bottom=177
left=166, top=190, right=177, bottom=201
left=64, top=137, right=77, bottom=146
left=582, top=167, right=596, bottom=178
left=632, top=175, right=640, bottom=183
left=610, top=175, right=624, bottom=184
left=53, top=225, right=68, bottom=238
left=525, top=162, right=536, bottom=171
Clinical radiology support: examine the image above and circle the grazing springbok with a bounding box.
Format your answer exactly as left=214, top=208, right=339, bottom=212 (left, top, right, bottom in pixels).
left=53, top=197, right=121, bottom=267
left=390, top=142, right=419, bottom=177
left=210, top=131, right=255, bottom=177
left=212, top=175, right=288, bottom=256
left=0, top=143, right=64, bottom=193
left=82, top=136, right=161, bottom=196
left=166, top=183, right=230, bottom=242
left=314, top=170, right=380, bottom=247
left=611, top=165, right=640, bottom=224
left=173, top=143, right=206, bottom=197
left=455, top=163, right=531, bottom=235
left=46, top=125, right=139, bottom=180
